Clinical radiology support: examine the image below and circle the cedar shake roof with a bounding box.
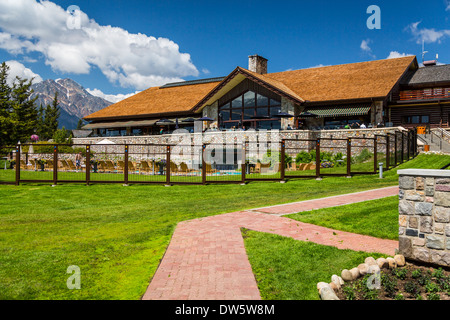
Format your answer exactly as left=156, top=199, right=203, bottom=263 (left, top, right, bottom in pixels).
left=84, top=56, right=417, bottom=121
left=400, top=64, right=450, bottom=86
left=84, top=79, right=221, bottom=120
left=266, top=55, right=416, bottom=103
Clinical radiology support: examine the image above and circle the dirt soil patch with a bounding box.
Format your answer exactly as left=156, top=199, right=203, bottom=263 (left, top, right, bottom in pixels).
left=336, top=262, right=450, bottom=300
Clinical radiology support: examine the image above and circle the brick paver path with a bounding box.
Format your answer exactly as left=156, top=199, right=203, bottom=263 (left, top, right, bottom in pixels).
left=142, top=186, right=399, bottom=300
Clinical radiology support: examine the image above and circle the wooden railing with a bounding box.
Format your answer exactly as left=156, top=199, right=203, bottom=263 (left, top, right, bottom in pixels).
left=398, top=88, right=450, bottom=101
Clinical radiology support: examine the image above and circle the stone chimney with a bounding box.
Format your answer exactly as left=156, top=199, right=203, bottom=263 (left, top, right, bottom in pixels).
left=248, top=55, right=268, bottom=74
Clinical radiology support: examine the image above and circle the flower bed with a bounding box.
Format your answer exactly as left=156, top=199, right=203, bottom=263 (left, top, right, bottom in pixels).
left=317, top=254, right=450, bottom=300
left=337, top=263, right=450, bottom=300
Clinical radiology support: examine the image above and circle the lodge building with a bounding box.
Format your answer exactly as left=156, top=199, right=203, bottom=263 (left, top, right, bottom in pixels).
left=82, top=55, right=450, bottom=137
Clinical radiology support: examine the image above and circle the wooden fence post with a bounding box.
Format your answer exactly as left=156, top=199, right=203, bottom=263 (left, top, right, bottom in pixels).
left=166, top=145, right=171, bottom=185
left=373, top=137, right=378, bottom=173
left=124, top=145, right=129, bottom=185
left=202, top=144, right=206, bottom=185
left=347, top=138, right=351, bottom=177
left=394, top=133, right=398, bottom=166
left=85, top=145, right=90, bottom=186
left=316, top=138, right=320, bottom=179
left=241, top=144, right=246, bottom=183
left=53, top=145, right=58, bottom=185
left=280, top=139, right=285, bottom=181
left=386, top=135, right=390, bottom=170
left=15, top=144, right=20, bottom=185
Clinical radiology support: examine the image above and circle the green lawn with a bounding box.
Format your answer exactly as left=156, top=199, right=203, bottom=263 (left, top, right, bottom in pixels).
left=286, top=196, right=399, bottom=240
left=242, top=229, right=384, bottom=300
left=0, top=153, right=449, bottom=300
left=243, top=195, right=399, bottom=300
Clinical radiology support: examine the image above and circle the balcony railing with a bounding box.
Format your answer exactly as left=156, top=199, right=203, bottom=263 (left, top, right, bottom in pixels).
left=398, top=87, right=450, bottom=101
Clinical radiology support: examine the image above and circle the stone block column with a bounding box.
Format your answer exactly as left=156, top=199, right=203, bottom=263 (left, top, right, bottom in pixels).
left=398, top=169, right=450, bottom=267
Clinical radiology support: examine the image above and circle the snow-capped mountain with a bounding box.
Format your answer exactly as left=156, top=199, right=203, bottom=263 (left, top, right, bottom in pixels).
left=31, top=78, right=113, bottom=129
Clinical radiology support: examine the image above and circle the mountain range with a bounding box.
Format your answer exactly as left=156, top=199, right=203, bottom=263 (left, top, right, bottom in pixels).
left=31, top=79, right=113, bottom=130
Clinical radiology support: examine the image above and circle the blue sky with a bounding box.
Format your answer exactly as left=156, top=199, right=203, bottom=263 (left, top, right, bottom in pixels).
left=0, top=0, right=449, bottom=102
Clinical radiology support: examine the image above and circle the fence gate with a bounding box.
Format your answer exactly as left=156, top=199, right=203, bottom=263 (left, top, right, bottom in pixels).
left=245, top=140, right=283, bottom=181
left=319, top=138, right=349, bottom=176
left=350, top=137, right=377, bottom=175
left=284, top=138, right=318, bottom=178
left=203, top=143, right=244, bottom=184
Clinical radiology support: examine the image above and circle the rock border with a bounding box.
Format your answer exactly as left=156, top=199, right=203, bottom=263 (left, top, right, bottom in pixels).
left=317, top=254, right=406, bottom=300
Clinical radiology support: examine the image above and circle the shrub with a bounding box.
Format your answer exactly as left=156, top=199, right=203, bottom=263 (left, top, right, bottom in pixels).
left=404, top=281, right=420, bottom=297
left=295, top=151, right=311, bottom=164
left=427, top=292, right=440, bottom=300
left=393, top=268, right=408, bottom=280
left=352, top=148, right=373, bottom=164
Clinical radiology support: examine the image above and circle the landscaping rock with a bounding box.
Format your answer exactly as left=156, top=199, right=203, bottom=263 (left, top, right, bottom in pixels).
left=367, top=264, right=381, bottom=274
left=376, top=258, right=388, bottom=269
left=320, top=286, right=340, bottom=300
left=357, top=263, right=369, bottom=275
left=341, top=269, right=353, bottom=281
left=331, top=274, right=344, bottom=287
left=364, top=257, right=377, bottom=266
left=386, top=257, right=397, bottom=269
left=394, top=254, right=406, bottom=267
left=329, top=281, right=338, bottom=291
left=317, top=282, right=330, bottom=294
left=350, top=267, right=360, bottom=280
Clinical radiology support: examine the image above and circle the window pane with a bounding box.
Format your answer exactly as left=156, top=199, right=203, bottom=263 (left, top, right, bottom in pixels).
left=257, top=94, right=269, bottom=107
left=231, top=109, right=241, bottom=121
left=219, top=102, right=230, bottom=110
left=244, top=108, right=254, bottom=120
left=244, top=91, right=256, bottom=107
left=412, top=116, right=420, bottom=124
left=224, top=122, right=239, bottom=129
left=220, top=110, right=230, bottom=121
left=257, top=120, right=281, bottom=130
left=232, top=96, right=242, bottom=108
left=256, top=107, right=268, bottom=117
left=270, top=98, right=281, bottom=106
left=270, top=106, right=281, bottom=116
left=422, top=115, right=430, bottom=123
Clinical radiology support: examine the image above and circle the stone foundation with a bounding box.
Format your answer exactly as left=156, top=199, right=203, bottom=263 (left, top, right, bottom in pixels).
left=398, top=169, right=450, bottom=267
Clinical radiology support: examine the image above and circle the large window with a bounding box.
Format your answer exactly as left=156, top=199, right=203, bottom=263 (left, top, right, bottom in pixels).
left=218, top=90, right=281, bottom=129
left=402, top=115, right=430, bottom=124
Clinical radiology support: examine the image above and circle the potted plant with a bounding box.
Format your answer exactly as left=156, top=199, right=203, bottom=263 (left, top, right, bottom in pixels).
left=90, top=159, right=98, bottom=173
left=36, top=159, right=46, bottom=171
left=156, top=159, right=166, bottom=175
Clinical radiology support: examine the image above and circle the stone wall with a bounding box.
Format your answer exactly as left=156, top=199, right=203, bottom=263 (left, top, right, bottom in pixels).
left=398, top=169, right=450, bottom=267
left=74, top=127, right=403, bottom=146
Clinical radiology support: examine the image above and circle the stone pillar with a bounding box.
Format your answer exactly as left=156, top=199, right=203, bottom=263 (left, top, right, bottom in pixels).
left=373, top=101, right=383, bottom=125
left=202, top=101, right=218, bottom=130
left=398, top=169, right=450, bottom=267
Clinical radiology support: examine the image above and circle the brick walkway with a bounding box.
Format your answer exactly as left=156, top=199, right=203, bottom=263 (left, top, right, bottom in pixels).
left=142, top=186, right=399, bottom=300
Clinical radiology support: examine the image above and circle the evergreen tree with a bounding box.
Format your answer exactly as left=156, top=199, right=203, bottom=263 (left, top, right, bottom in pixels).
left=42, top=92, right=60, bottom=140
left=9, top=76, right=38, bottom=145
left=76, top=118, right=83, bottom=130
left=36, top=103, right=45, bottom=140
left=0, top=62, right=12, bottom=146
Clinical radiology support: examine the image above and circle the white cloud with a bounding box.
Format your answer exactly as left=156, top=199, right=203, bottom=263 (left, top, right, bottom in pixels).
left=407, top=21, right=450, bottom=44
left=386, top=51, right=414, bottom=59
left=360, top=39, right=376, bottom=58
left=360, top=39, right=371, bottom=52
left=446, top=0, right=450, bottom=11
left=0, top=0, right=199, bottom=90
left=5, top=60, right=42, bottom=85
left=86, top=88, right=140, bottom=104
